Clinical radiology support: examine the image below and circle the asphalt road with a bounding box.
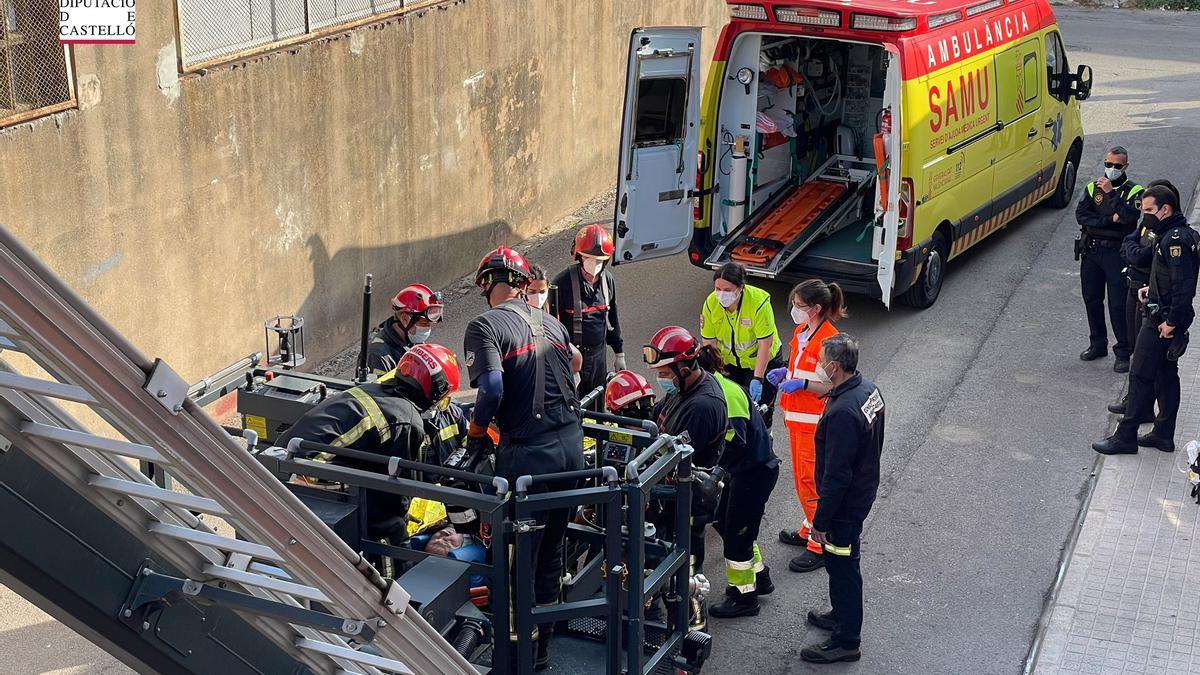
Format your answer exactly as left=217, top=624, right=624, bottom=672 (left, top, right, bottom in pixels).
left=5, top=6, right=1200, bottom=675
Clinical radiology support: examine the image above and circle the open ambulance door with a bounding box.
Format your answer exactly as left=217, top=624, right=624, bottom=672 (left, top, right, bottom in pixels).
left=612, top=27, right=702, bottom=265
left=873, top=48, right=903, bottom=307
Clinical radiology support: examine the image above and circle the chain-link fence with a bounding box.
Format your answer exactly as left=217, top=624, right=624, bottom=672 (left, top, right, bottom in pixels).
left=177, top=0, right=413, bottom=70
left=0, top=0, right=75, bottom=126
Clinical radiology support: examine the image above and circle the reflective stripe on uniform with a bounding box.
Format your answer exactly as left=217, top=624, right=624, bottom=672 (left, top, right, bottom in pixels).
left=824, top=542, right=852, bottom=556
left=788, top=368, right=820, bottom=381
left=785, top=411, right=821, bottom=424
left=726, top=558, right=757, bottom=593
left=345, top=387, right=392, bottom=445
left=752, top=542, right=765, bottom=573
left=438, top=423, right=460, bottom=441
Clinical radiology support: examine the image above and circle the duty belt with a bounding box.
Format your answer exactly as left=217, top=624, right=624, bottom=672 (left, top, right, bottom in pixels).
left=1086, top=238, right=1121, bottom=249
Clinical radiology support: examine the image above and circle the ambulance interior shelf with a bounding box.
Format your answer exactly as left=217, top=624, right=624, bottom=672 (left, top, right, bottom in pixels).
left=708, top=35, right=888, bottom=274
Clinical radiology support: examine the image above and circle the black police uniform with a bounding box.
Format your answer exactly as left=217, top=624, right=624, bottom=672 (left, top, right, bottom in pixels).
left=652, top=370, right=728, bottom=566
left=365, top=317, right=413, bottom=377
left=1115, top=216, right=1166, bottom=414
left=812, top=372, right=885, bottom=651
left=1114, top=214, right=1199, bottom=444
left=1076, top=176, right=1144, bottom=361
left=552, top=264, right=623, bottom=408
left=277, top=380, right=427, bottom=540
left=463, top=299, right=584, bottom=608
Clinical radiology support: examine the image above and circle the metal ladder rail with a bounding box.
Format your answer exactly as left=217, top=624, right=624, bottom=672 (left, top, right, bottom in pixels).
left=0, top=226, right=474, bottom=675
left=0, top=364, right=382, bottom=675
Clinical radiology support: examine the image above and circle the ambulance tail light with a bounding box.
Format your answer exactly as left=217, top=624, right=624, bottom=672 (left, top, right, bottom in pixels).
left=927, top=11, right=962, bottom=29
left=897, top=177, right=914, bottom=251
left=851, top=14, right=918, bottom=32
left=775, top=6, right=842, bottom=27
left=730, top=4, right=769, bottom=20
left=693, top=150, right=707, bottom=221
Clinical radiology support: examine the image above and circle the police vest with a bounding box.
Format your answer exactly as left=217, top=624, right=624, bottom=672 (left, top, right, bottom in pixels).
left=699, top=284, right=782, bottom=370
left=1150, top=225, right=1200, bottom=308
left=780, top=319, right=839, bottom=427
left=1085, top=180, right=1144, bottom=204
left=1129, top=225, right=1158, bottom=281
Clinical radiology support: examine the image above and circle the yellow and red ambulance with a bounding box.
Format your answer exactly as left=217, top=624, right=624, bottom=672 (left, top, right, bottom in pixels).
left=612, top=0, right=1091, bottom=307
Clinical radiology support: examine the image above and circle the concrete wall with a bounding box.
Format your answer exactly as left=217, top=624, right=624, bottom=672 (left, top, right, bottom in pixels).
left=0, top=0, right=729, bottom=380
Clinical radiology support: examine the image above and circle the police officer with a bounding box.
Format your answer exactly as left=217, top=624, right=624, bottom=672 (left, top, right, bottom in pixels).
left=695, top=345, right=781, bottom=620
left=552, top=224, right=626, bottom=408
left=1108, top=179, right=1181, bottom=419
left=365, top=283, right=444, bottom=376
left=1094, top=185, right=1199, bottom=455
left=700, top=262, right=784, bottom=425
left=1076, top=146, right=1144, bottom=372
left=462, top=246, right=584, bottom=669
left=277, top=344, right=461, bottom=540
left=800, top=333, right=885, bottom=665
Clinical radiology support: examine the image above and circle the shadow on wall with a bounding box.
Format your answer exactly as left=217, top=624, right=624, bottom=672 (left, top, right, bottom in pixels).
left=294, top=219, right=519, bottom=363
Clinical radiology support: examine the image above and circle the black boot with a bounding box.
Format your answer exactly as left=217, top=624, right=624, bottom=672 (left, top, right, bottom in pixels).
left=1137, top=433, right=1175, bottom=453
left=800, top=639, right=861, bottom=663
left=789, top=549, right=825, bottom=573
left=807, top=609, right=836, bottom=630
left=1080, top=345, right=1108, bottom=361
left=779, top=528, right=808, bottom=547
left=708, top=587, right=760, bottom=619
left=535, top=635, right=550, bottom=671
left=755, top=567, right=775, bottom=596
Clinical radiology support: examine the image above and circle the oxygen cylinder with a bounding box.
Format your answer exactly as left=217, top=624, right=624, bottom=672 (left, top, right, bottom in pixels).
left=726, top=135, right=750, bottom=233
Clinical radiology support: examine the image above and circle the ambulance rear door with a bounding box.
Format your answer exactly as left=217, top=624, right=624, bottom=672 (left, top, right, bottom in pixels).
left=874, top=48, right=903, bottom=306
left=612, top=27, right=702, bottom=265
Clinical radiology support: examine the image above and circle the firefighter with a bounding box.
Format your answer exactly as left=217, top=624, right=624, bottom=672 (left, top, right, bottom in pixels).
left=604, top=370, right=657, bottom=420
left=1108, top=179, right=1181, bottom=419
left=526, top=264, right=551, bottom=311
left=695, top=345, right=780, bottom=620
left=801, top=333, right=885, bottom=665
left=645, top=326, right=728, bottom=565
left=366, top=283, right=444, bottom=377
left=1094, top=185, right=1199, bottom=455
left=700, top=262, right=784, bottom=425
left=552, top=224, right=626, bottom=410
left=770, top=280, right=848, bottom=573
left=277, top=343, right=460, bottom=540
left=1076, top=146, right=1144, bottom=372
left=462, top=246, right=584, bottom=669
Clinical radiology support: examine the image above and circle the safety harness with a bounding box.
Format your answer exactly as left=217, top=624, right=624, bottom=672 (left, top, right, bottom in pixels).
left=498, top=301, right=577, bottom=419
left=568, top=264, right=612, bottom=349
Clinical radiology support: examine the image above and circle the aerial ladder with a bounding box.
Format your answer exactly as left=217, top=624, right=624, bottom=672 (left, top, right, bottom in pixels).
left=0, top=223, right=474, bottom=674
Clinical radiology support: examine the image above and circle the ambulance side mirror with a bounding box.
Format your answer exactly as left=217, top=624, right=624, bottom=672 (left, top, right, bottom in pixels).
left=1074, top=64, right=1093, bottom=101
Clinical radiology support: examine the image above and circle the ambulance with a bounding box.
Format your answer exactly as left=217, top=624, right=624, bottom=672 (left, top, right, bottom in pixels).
left=612, top=0, right=1092, bottom=307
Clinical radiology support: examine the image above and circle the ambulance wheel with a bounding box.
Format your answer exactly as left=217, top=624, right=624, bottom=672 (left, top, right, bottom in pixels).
left=899, top=233, right=947, bottom=309
left=1047, top=153, right=1078, bottom=209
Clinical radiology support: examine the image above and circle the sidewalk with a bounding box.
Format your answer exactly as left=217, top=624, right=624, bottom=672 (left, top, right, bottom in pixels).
left=1032, top=201, right=1200, bottom=673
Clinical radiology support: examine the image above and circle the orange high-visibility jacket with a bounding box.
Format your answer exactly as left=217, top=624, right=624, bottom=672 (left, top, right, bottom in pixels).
left=779, top=319, right=839, bottom=427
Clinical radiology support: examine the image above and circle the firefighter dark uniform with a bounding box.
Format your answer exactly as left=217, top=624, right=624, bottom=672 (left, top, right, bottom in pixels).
left=366, top=283, right=444, bottom=377
left=810, top=372, right=885, bottom=656
left=1076, top=178, right=1144, bottom=365
left=366, top=316, right=414, bottom=376
left=552, top=265, right=623, bottom=405
left=278, top=381, right=429, bottom=540
left=553, top=224, right=625, bottom=409
left=1100, top=213, right=1200, bottom=453
left=709, top=372, right=780, bottom=619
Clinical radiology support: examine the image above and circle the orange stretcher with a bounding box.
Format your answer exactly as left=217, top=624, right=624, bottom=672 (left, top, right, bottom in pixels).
left=730, top=179, right=848, bottom=265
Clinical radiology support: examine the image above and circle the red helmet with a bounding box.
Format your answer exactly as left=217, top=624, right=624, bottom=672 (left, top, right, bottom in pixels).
left=643, top=326, right=699, bottom=368
left=395, top=343, right=461, bottom=407
left=605, top=370, right=656, bottom=413
left=391, top=283, right=444, bottom=323
left=475, top=246, right=532, bottom=289
left=573, top=223, right=615, bottom=260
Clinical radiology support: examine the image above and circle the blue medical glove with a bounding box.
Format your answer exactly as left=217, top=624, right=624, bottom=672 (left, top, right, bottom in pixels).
left=766, top=367, right=788, bottom=386
left=778, top=379, right=807, bottom=394
left=748, top=378, right=763, bottom=403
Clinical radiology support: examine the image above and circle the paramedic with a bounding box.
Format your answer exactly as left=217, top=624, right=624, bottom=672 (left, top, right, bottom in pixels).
left=462, top=246, right=584, bottom=668
left=1094, top=186, right=1199, bottom=455
left=1076, top=146, right=1144, bottom=373
left=365, top=283, right=444, bottom=376
left=770, top=279, right=847, bottom=573
left=278, top=344, right=461, bottom=540
left=700, top=262, right=784, bottom=425
left=552, top=223, right=626, bottom=410
left=1108, top=179, right=1181, bottom=419
left=801, top=333, right=885, bottom=665
left=696, top=345, right=780, bottom=620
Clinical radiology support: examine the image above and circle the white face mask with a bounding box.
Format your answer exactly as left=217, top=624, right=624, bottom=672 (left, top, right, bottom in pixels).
left=1104, top=166, right=1124, bottom=181
left=411, top=326, right=432, bottom=344
left=715, top=290, right=740, bottom=308
left=582, top=257, right=604, bottom=276
left=790, top=306, right=808, bottom=325
left=528, top=292, right=548, bottom=309
left=815, top=363, right=832, bottom=383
